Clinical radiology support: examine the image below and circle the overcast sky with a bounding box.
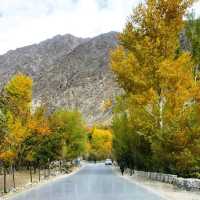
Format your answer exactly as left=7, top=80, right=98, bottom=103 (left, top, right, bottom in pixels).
left=0, top=0, right=199, bottom=55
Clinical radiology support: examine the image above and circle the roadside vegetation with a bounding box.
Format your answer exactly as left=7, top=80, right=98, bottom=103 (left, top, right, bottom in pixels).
left=1, top=0, right=200, bottom=196
left=0, top=74, right=87, bottom=193
left=111, top=0, right=200, bottom=178
left=86, top=127, right=112, bottom=161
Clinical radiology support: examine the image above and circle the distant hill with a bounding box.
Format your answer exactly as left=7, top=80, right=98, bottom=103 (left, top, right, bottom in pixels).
left=0, top=32, right=121, bottom=124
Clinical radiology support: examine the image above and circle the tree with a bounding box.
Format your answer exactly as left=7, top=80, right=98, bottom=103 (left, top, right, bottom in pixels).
left=0, top=109, right=11, bottom=193
left=89, top=128, right=112, bottom=160
left=112, top=98, right=151, bottom=170
left=22, top=106, right=50, bottom=181
left=0, top=111, right=28, bottom=191
left=4, top=73, right=32, bottom=122
left=49, top=110, right=86, bottom=162
left=0, top=73, right=89, bottom=190
left=0, top=74, right=32, bottom=191
left=111, top=0, right=194, bottom=128
left=111, top=0, right=198, bottom=175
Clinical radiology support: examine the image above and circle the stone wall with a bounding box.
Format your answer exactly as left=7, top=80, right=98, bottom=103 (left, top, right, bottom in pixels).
left=133, top=170, right=200, bottom=191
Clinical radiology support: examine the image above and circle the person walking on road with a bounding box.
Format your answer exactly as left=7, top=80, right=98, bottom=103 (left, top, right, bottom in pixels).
left=120, top=165, right=125, bottom=175
left=119, top=161, right=125, bottom=176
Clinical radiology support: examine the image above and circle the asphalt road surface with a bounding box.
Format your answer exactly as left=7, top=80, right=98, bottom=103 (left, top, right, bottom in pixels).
left=10, top=163, right=165, bottom=200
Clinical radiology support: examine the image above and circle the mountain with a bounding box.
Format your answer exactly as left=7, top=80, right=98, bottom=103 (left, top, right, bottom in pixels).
left=0, top=32, right=120, bottom=124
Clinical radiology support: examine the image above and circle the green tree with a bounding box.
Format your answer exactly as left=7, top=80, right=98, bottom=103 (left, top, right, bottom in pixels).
left=112, top=97, right=153, bottom=171
left=50, top=110, right=86, bottom=162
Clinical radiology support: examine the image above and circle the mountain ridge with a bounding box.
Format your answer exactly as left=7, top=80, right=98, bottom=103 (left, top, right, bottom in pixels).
left=0, top=31, right=120, bottom=124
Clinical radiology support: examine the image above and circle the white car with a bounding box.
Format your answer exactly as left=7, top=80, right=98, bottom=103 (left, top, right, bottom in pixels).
left=105, top=159, right=112, bottom=165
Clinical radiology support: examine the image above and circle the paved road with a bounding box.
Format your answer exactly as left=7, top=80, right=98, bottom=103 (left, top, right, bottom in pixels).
left=10, top=164, right=165, bottom=200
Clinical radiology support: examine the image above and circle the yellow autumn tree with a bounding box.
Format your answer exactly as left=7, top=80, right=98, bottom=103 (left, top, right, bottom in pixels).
left=2, top=74, right=33, bottom=155
left=90, top=128, right=112, bottom=160
left=0, top=111, right=27, bottom=164
left=28, top=106, right=51, bottom=136
left=23, top=106, right=52, bottom=182
left=4, top=73, right=32, bottom=121
left=111, top=0, right=200, bottom=175
left=111, top=0, right=194, bottom=123
left=0, top=74, right=33, bottom=191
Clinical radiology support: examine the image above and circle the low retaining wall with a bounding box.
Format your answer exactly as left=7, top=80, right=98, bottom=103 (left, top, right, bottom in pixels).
left=133, top=170, right=200, bottom=191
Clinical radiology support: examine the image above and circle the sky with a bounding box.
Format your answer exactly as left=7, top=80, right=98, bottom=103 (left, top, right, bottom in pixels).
left=0, top=0, right=199, bottom=55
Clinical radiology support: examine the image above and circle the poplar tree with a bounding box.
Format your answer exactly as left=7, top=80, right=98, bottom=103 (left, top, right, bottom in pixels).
left=111, top=0, right=199, bottom=174
left=0, top=74, right=32, bottom=191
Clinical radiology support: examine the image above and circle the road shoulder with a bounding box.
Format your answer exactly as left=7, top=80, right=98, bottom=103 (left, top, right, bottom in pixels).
left=2, top=164, right=87, bottom=200
left=113, top=166, right=200, bottom=200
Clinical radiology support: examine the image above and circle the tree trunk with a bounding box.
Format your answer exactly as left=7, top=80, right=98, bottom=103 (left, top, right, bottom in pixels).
left=159, top=95, right=164, bottom=129
left=38, top=166, right=41, bottom=182
left=48, top=164, right=51, bottom=177
left=48, top=159, right=50, bottom=178
left=59, top=160, right=62, bottom=173
left=3, top=166, right=7, bottom=193
left=44, top=168, right=47, bottom=178
left=34, top=166, right=37, bottom=174
left=29, top=163, right=32, bottom=183
left=12, top=164, right=16, bottom=188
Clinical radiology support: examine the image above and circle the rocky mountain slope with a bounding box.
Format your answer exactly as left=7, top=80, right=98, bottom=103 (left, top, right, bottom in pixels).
left=0, top=32, right=120, bottom=124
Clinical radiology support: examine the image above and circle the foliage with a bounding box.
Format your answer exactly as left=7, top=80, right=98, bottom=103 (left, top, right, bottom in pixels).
left=22, top=106, right=52, bottom=165
left=88, top=128, right=112, bottom=160
left=0, top=73, right=88, bottom=192
left=28, top=106, right=51, bottom=136
left=112, top=97, right=153, bottom=170
left=0, top=74, right=32, bottom=165
left=111, top=0, right=200, bottom=176
left=4, top=73, right=32, bottom=120
left=101, top=99, right=113, bottom=112
left=185, top=12, right=200, bottom=80
left=49, top=110, right=86, bottom=161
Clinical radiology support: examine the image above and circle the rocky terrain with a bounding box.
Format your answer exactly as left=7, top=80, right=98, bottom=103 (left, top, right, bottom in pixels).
left=0, top=32, right=120, bottom=124
left=0, top=30, right=188, bottom=124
